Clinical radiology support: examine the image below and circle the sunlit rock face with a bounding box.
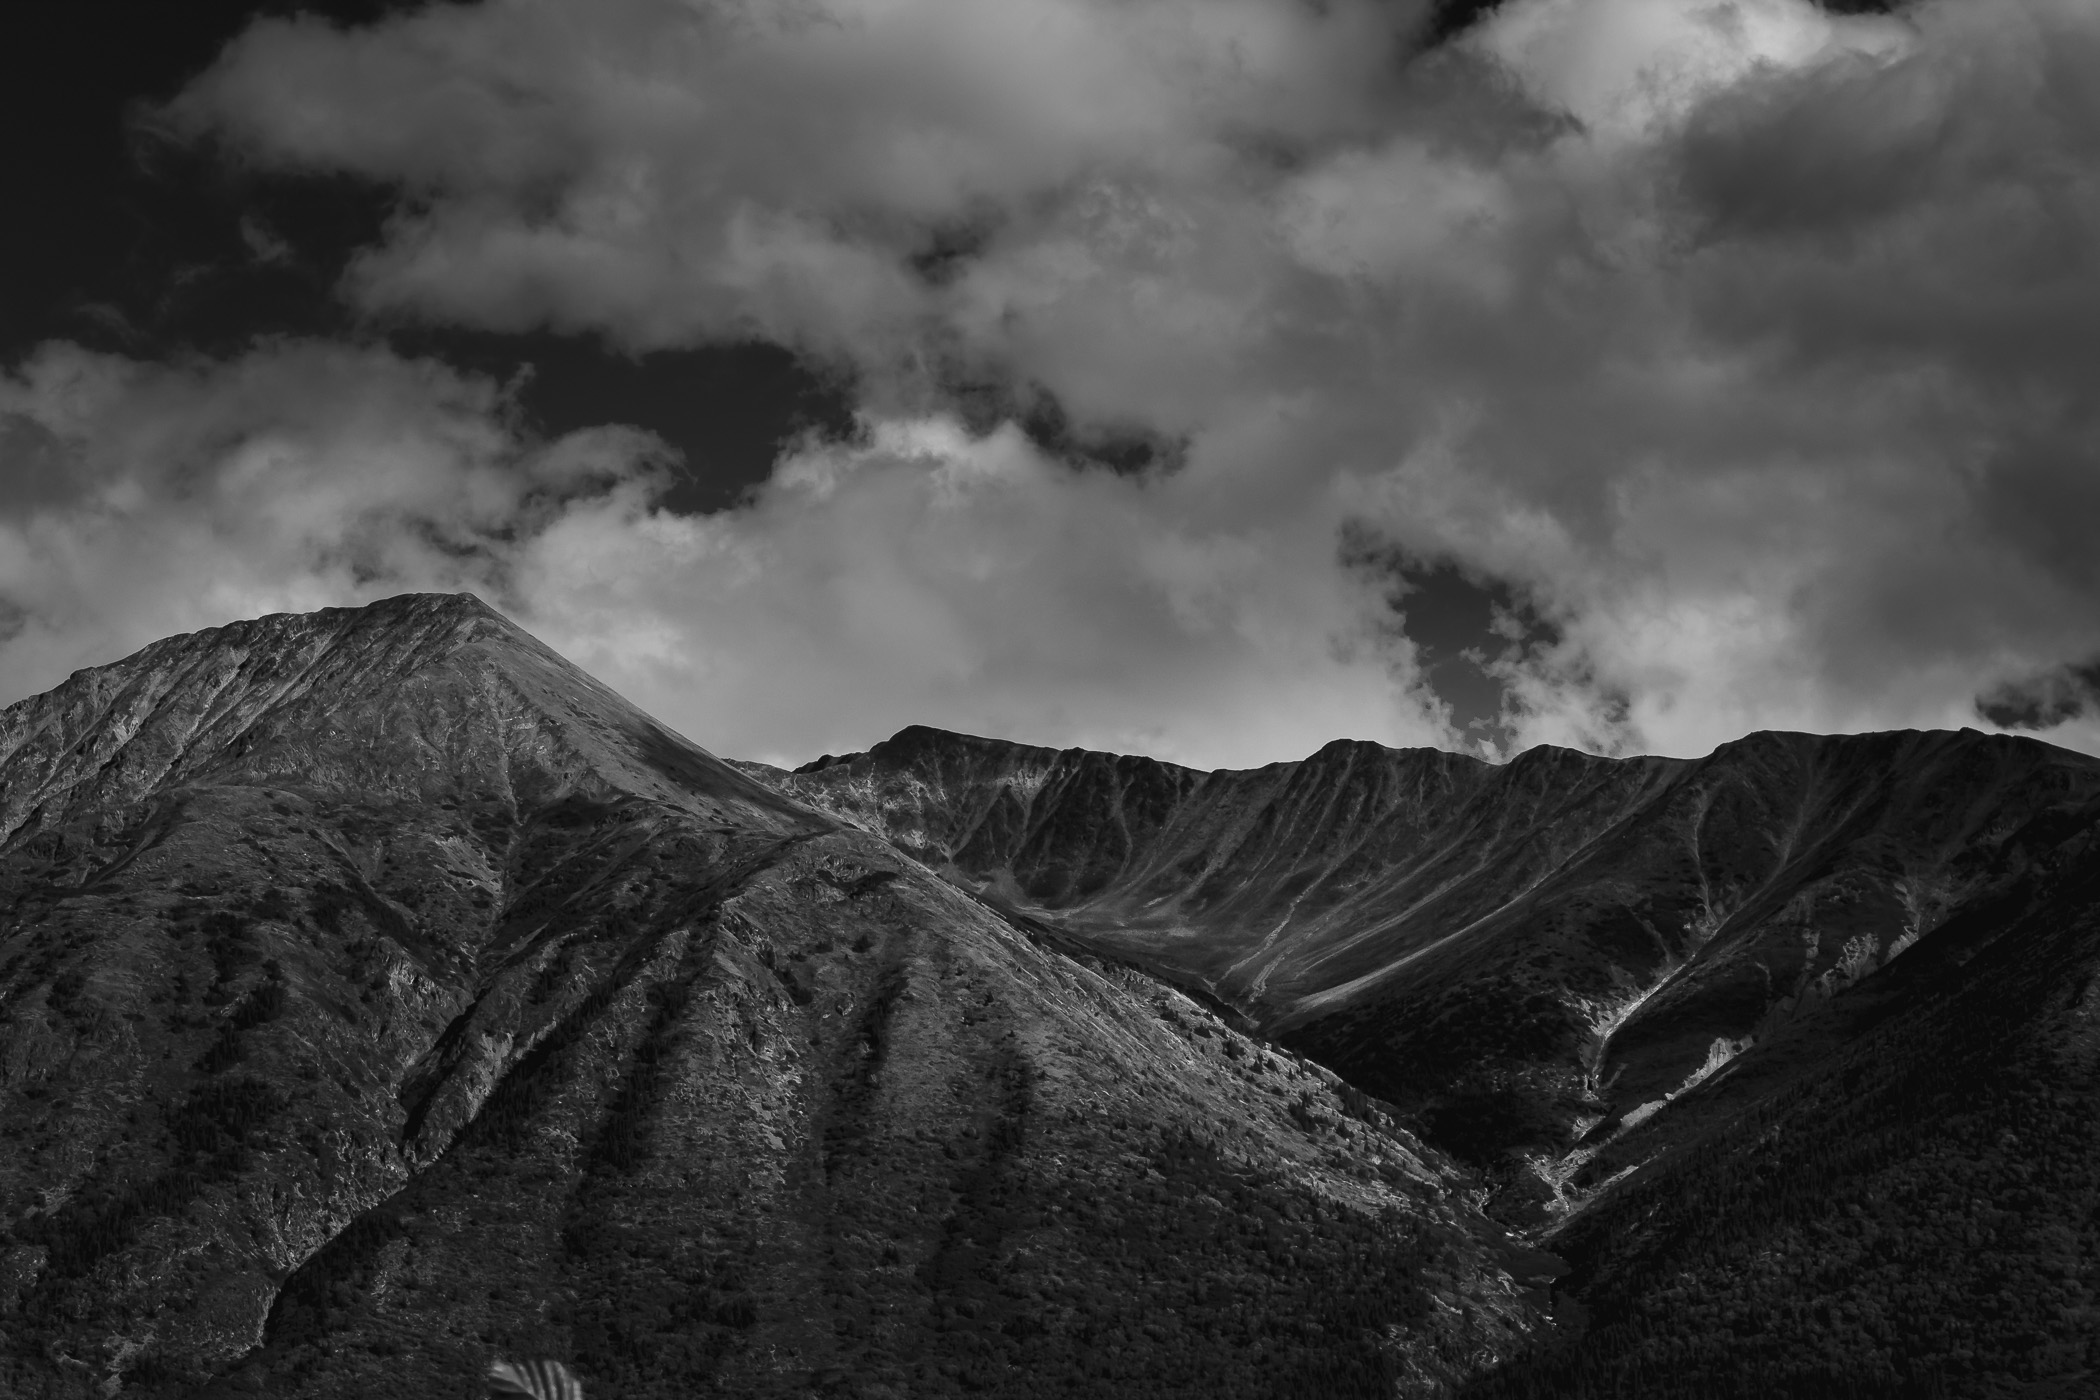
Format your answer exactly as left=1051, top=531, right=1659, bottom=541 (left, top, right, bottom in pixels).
left=758, top=722, right=2100, bottom=1185
left=0, top=596, right=1543, bottom=1400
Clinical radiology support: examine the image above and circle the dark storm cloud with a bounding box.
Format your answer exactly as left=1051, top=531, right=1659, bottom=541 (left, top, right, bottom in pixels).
left=1979, top=661, right=2100, bottom=732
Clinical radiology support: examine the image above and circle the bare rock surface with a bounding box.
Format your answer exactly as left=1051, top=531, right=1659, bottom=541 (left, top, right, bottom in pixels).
left=0, top=596, right=1544, bottom=1399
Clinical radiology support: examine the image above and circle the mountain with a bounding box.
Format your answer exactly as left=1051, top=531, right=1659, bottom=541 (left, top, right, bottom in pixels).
left=754, top=723, right=2100, bottom=1395
left=6, top=595, right=2097, bottom=1400
left=0, top=596, right=1545, bottom=1400
left=759, top=727, right=2097, bottom=1163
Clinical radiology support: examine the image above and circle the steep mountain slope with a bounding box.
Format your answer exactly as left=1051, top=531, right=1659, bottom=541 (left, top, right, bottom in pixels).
left=757, top=725, right=2100, bottom=1203
left=1462, top=800, right=2100, bottom=1398
left=0, top=596, right=1544, bottom=1400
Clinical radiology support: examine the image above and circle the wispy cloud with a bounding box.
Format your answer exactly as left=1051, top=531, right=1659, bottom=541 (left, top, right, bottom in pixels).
left=6, top=0, right=2098, bottom=765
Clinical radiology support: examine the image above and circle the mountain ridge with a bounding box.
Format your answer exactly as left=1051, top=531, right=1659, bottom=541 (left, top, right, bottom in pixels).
left=753, top=720, right=2100, bottom=1199
left=750, top=717, right=2100, bottom=1392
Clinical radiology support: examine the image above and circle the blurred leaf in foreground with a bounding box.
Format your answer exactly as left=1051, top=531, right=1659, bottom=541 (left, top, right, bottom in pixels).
left=488, top=1358, right=584, bottom=1400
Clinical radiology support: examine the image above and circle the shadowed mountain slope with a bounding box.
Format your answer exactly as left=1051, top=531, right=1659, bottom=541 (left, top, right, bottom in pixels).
left=0, top=596, right=1545, bottom=1400
left=1461, top=794, right=2100, bottom=1398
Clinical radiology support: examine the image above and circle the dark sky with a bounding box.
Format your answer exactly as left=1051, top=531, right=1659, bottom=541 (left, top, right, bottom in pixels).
left=0, top=0, right=1509, bottom=509
left=5, top=0, right=853, bottom=513
left=3, top=0, right=1531, bottom=738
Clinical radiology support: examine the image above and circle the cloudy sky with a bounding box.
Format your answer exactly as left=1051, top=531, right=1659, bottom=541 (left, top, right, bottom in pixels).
left=6, top=0, right=2100, bottom=770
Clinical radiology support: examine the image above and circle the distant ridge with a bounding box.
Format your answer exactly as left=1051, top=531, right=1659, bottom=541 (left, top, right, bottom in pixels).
left=745, top=720, right=2100, bottom=1393
left=756, top=722, right=2100, bottom=1174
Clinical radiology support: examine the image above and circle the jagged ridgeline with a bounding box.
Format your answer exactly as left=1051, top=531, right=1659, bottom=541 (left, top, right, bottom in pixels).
left=760, top=722, right=2100, bottom=1183
left=760, top=713, right=2100, bottom=1395
left=0, top=595, right=1544, bottom=1400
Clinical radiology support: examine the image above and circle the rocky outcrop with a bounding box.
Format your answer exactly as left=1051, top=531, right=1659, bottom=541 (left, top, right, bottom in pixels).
left=0, top=596, right=1545, bottom=1400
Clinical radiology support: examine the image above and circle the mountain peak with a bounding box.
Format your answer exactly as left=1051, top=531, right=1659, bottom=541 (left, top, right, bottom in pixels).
left=298, top=589, right=513, bottom=639
left=288, top=588, right=504, bottom=623
left=124, top=589, right=516, bottom=666
left=0, top=593, right=815, bottom=849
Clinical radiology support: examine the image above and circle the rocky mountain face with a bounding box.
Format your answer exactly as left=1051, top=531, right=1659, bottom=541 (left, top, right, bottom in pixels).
left=762, top=726, right=2100, bottom=1176
left=758, top=719, right=2100, bottom=1395
left=0, top=596, right=1547, bottom=1400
